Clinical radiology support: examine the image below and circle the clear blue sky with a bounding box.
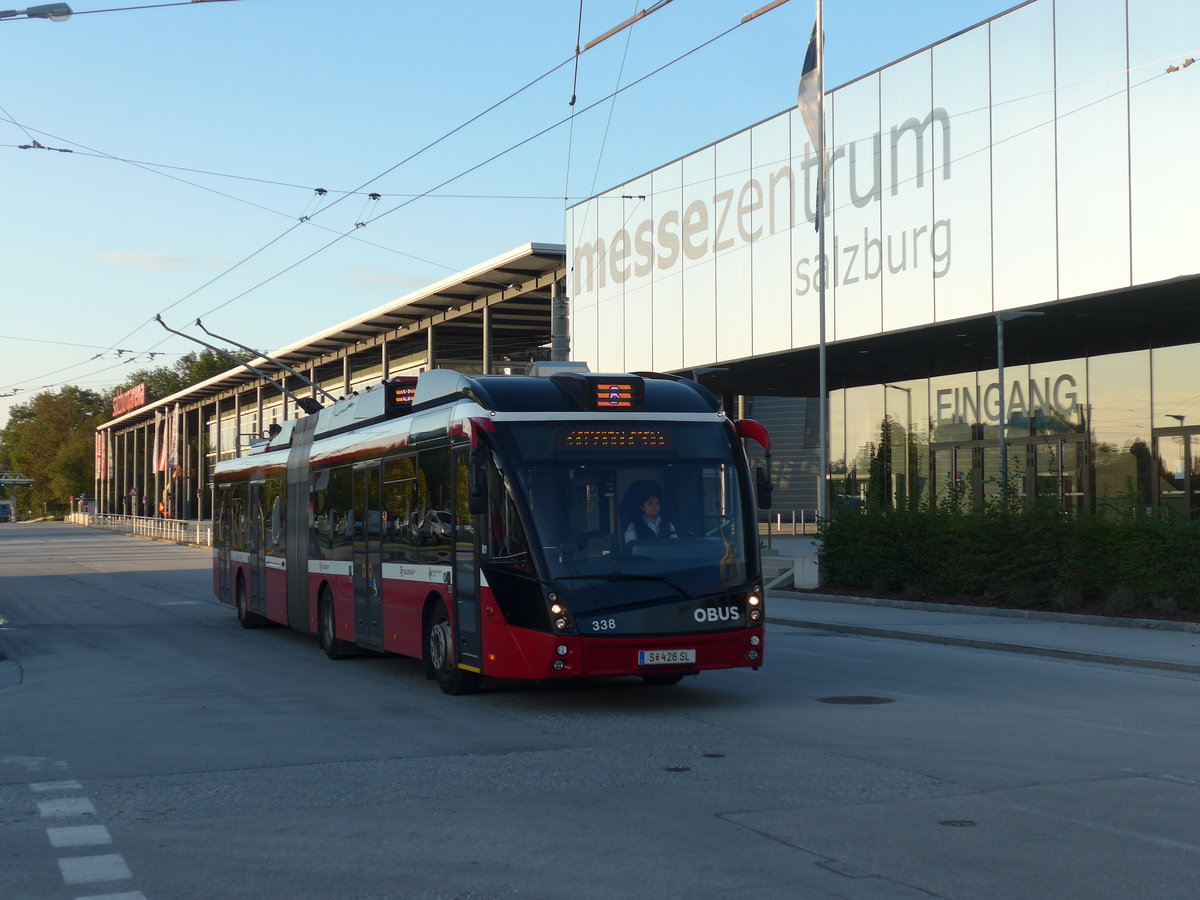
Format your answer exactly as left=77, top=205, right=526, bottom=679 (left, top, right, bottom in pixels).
left=0, top=0, right=1013, bottom=425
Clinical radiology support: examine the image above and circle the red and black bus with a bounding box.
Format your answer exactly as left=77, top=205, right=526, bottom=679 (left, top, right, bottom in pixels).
left=212, top=366, right=771, bottom=694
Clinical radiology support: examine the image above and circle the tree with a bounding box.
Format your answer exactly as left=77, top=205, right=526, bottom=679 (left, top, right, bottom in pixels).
left=0, top=386, right=107, bottom=513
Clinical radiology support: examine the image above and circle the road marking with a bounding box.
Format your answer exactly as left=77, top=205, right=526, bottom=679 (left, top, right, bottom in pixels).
left=57, top=854, right=132, bottom=884
left=31, top=779, right=84, bottom=792
left=155, top=600, right=202, bottom=606
left=0, top=754, right=68, bottom=772
left=47, top=825, right=112, bottom=848
left=39, top=797, right=97, bottom=817
left=75, top=893, right=147, bottom=900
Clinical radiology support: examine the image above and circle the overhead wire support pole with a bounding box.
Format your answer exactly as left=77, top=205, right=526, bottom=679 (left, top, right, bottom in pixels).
left=153, top=315, right=323, bottom=415
left=194, top=318, right=338, bottom=404
left=816, top=0, right=829, bottom=526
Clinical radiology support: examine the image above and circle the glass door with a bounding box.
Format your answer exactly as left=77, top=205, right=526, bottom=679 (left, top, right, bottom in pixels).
left=1155, top=431, right=1200, bottom=521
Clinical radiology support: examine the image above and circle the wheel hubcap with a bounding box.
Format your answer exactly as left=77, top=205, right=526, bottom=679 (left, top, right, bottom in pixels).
left=429, top=619, right=450, bottom=671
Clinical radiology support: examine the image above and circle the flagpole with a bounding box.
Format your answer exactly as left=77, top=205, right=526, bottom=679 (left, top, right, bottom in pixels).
left=815, top=0, right=829, bottom=526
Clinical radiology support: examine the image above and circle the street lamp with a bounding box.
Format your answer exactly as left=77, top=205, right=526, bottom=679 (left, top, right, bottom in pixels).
left=884, top=384, right=912, bottom=509
left=0, top=4, right=73, bottom=20
left=996, top=310, right=1045, bottom=508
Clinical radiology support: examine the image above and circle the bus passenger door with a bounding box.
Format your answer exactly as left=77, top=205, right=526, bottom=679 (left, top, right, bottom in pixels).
left=248, top=479, right=267, bottom=616
left=353, top=462, right=384, bottom=649
left=216, top=487, right=232, bottom=603
left=451, top=447, right=482, bottom=673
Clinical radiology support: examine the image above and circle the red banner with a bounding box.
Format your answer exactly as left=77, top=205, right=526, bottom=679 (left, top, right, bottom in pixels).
left=95, top=432, right=108, bottom=482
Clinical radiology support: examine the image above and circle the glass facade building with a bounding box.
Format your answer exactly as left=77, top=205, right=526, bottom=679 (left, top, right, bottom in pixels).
left=566, top=0, right=1200, bottom=519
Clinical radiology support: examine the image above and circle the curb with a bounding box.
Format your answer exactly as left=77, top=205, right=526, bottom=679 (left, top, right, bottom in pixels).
left=764, top=614, right=1200, bottom=675
left=774, top=591, right=1200, bottom=634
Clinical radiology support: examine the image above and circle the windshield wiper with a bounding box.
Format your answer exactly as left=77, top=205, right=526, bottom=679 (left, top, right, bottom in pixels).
left=554, top=572, right=691, bottom=597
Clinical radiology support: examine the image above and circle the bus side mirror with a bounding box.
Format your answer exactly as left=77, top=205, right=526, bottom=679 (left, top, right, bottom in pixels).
left=755, top=466, right=773, bottom=510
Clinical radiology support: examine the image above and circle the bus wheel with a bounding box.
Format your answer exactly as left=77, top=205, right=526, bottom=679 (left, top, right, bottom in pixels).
left=236, top=580, right=263, bottom=629
left=425, top=599, right=480, bottom=696
left=642, top=673, right=686, bottom=686
left=318, top=588, right=352, bottom=660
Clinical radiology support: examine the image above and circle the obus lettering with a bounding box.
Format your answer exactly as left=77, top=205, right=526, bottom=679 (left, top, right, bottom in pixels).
left=694, top=606, right=741, bottom=623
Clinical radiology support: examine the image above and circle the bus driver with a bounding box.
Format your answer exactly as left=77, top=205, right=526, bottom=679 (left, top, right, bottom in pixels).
left=623, top=490, right=677, bottom=544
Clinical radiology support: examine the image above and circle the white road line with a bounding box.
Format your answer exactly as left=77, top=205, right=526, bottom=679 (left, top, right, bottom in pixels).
left=38, top=797, right=97, bottom=817
left=47, top=825, right=113, bottom=848
left=75, top=893, right=147, bottom=900
left=31, top=779, right=84, bottom=792
left=58, top=854, right=132, bottom=884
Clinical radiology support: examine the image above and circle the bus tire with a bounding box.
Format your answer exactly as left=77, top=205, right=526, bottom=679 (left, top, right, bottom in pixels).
left=318, top=587, right=353, bottom=660
left=236, top=578, right=264, bottom=629
left=425, top=597, right=480, bottom=696
left=642, top=673, right=686, bottom=686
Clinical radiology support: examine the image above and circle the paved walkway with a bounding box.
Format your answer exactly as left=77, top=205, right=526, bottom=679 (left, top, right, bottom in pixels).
left=766, top=591, right=1200, bottom=674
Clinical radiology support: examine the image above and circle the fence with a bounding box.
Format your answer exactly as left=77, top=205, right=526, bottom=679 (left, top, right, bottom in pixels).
left=66, top=513, right=212, bottom=547
left=758, top=509, right=820, bottom=536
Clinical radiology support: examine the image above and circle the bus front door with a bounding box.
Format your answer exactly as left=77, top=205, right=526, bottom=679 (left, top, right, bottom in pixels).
left=452, top=447, right=482, bottom=673
left=248, top=479, right=267, bottom=616
left=353, top=463, right=384, bottom=649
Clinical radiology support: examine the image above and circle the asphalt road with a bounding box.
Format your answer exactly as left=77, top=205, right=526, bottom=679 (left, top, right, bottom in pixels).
left=2, top=523, right=1199, bottom=899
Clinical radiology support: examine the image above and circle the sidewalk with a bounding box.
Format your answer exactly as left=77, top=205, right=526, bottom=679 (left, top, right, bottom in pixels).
left=766, top=590, right=1200, bottom=675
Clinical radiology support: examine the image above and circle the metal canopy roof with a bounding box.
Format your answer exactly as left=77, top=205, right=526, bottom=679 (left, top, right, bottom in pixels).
left=102, top=242, right=566, bottom=431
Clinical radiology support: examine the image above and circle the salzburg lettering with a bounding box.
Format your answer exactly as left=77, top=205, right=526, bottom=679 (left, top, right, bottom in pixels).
left=573, top=108, right=954, bottom=295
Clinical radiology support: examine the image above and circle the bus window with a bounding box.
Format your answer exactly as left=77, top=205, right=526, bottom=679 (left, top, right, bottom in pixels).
left=416, top=446, right=451, bottom=563
left=383, top=455, right=416, bottom=563
left=311, top=465, right=353, bottom=562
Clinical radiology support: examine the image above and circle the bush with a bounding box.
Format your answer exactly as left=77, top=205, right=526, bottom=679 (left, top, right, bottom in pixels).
left=818, top=507, right=1200, bottom=616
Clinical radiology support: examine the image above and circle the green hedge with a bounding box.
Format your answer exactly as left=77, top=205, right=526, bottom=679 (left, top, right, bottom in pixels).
left=818, top=507, right=1200, bottom=614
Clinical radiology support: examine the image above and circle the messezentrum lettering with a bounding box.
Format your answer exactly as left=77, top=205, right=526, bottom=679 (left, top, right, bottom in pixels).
left=573, top=108, right=953, bottom=294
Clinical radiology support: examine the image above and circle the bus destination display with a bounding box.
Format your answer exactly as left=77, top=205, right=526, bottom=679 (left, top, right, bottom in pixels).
left=557, top=429, right=669, bottom=450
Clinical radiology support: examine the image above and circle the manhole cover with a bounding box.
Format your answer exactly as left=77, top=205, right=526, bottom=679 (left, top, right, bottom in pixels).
left=817, top=696, right=895, bottom=705
left=939, top=820, right=977, bottom=827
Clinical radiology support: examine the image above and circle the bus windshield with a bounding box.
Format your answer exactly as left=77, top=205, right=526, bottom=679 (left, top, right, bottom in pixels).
left=497, top=421, right=753, bottom=606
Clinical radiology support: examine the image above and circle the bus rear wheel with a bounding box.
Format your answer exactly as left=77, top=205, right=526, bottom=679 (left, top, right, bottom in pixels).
left=318, top=588, right=353, bottom=660
left=236, top=579, right=264, bottom=629
left=425, top=598, right=480, bottom=696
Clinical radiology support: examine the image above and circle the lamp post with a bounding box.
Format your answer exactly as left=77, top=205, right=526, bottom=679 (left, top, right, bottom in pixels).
left=0, top=4, right=73, bottom=20
left=996, top=310, right=1045, bottom=508
left=884, top=384, right=912, bottom=509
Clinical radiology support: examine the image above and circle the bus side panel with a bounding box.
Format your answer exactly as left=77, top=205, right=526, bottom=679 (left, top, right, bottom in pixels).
left=264, top=562, right=288, bottom=624
left=481, top=620, right=566, bottom=680
left=380, top=577, right=428, bottom=658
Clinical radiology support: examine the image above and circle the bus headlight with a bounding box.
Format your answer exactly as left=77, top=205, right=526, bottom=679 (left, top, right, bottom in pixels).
left=555, top=617, right=570, bottom=631
left=749, top=635, right=761, bottom=647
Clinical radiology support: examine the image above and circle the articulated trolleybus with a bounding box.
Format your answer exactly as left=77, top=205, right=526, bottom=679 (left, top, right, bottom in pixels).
left=213, top=365, right=773, bottom=695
